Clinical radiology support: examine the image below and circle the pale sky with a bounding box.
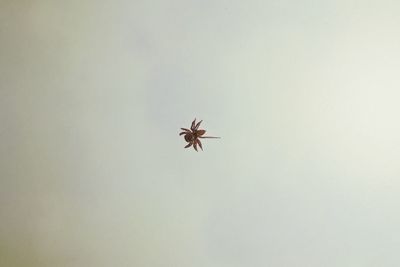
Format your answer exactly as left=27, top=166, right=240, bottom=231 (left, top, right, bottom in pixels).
left=1, top=1, right=400, bottom=266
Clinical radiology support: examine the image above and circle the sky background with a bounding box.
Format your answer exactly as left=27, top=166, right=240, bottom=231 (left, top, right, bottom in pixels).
left=1, top=0, right=400, bottom=266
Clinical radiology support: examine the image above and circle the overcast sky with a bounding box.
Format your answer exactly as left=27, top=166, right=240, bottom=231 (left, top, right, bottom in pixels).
left=1, top=1, right=400, bottom=266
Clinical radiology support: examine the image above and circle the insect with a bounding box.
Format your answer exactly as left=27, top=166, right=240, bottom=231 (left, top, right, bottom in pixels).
left=179, top=118, right=220, bottom=151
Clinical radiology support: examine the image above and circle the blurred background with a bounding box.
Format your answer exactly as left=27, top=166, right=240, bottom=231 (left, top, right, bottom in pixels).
left=1, top=0, right=400, bottom=266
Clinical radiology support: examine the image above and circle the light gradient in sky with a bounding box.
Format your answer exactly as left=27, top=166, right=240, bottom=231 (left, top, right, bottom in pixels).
left=1, top=0, right=400, bottom=266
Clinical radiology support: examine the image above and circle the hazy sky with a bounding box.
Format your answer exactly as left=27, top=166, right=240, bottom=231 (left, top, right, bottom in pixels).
left=1, top=1, right=400, bottom=266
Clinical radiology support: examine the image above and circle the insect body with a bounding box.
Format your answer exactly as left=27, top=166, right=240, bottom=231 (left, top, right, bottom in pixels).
left=179, top=119, right=220, bottom=151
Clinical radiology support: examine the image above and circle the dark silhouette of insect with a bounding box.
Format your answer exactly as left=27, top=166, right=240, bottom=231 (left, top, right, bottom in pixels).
left=179, top=119, right=220, bottom=151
